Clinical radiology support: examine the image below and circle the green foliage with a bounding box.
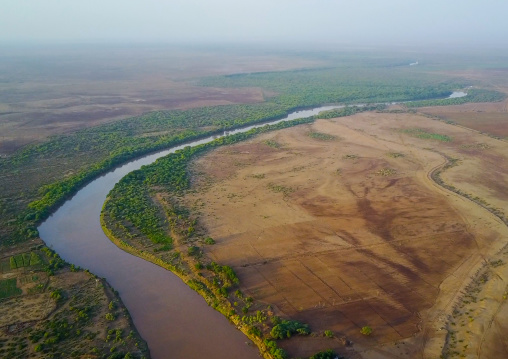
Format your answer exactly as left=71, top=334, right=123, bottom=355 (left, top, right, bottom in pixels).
left=387, top=152, right=405, bottom=158
left=207, top=262, right=239, bottom=286
left=324, top=329, right=334, bottom=338
left=0, top=278, right=22, bottom=299
left=242, top=310, right=267, bottom=325
left=268, top=183, right=294, bottom=196
left=316, top=104, right=385, bottom=119
left=310, top=349, right=341, bottom=359
left=105, top=313, right=116, bottom=321
left=308, top=132, right=337, bottom=141
left=201, top=67, right=465, bottom=109
left=270, top=319, right=310, bottom=339
left=400, top=128, right=452, bottom=142
left=204, top=237, right=215, bottom=245
left=271, top=316, right=282, bottom=325
left=264, top=339, right=288, bottom=359
left=50, top=289, right=63, bottom=302
left=264, top=139, right=283, bottom=148
left=406, top=89, right=505, bottom=107
left=41, top=247, right=66, bottom=274
left=360, top=326, right=373, bottom=336
left=187, top=246, right=199, bottom=256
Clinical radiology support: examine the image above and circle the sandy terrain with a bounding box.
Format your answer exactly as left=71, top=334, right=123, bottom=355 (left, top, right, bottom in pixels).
left=185, top=110, right=508, bottom=358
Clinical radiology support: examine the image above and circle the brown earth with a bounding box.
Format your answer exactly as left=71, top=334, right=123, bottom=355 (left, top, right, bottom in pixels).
left=184, top=110, right=508, bottom=358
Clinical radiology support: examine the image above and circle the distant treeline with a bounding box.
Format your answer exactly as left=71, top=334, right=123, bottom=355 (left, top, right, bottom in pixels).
left=405, top=89, right=506, bottom=107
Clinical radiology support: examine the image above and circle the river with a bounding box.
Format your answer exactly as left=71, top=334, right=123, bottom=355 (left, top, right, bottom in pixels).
left=38, top=105, right=340, bottom=359
left=448, top=91, right=467, bottom=98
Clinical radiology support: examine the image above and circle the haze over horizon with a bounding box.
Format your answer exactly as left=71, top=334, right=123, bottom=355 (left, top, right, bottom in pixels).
left=2, top=0, right=507, bottom=48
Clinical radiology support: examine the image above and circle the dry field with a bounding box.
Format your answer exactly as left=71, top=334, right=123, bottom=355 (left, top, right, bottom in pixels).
left=185, top=110, right=508, bottom=358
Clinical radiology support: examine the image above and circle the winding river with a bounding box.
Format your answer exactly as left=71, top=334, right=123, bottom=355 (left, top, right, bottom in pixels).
left=38, top=106, right=340, bottom=359
left=37, top=90, right=468, bottom=358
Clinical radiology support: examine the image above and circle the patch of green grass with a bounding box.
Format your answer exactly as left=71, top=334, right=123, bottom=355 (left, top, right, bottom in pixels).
left=250, top=173, right=265, bottom=179
left=268, top=183, right=294, bottom=196
left=387, top=152, right=405, bottom=158
left=264, top=139, right=282, bottom=149
left=0, top=278, right=22, bottom=299
left=400, top=128, right=452, bottom=142
left=308, top=132, right=337, bottom=141
left=375, top=168, right=397, bottom=176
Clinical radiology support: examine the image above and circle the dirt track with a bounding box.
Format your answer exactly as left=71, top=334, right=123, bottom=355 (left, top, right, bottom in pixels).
left=185, top=110, right=508, bottom=358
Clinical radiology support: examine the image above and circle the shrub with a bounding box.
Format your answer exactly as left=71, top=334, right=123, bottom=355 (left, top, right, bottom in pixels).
left=360, top=326, right=372, bottom=336
left=187, top=246, right=199, bottom=256
left=310, top=349, right=340, bottom=359
left=270, top=320, right=310, bottom=339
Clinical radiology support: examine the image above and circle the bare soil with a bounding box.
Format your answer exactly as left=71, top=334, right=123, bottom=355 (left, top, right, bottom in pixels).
left=185, top=110, right=508, bottom=358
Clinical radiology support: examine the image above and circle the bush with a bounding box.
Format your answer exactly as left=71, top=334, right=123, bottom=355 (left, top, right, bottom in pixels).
left=204, top=237, right=215, bottom=245
left=310, top=349, right=340, bottom=359
left=324, top=329, right=334, bottom=338
left=264, top=339, right=288, bottom=359
left=360, top=326, right=372, bottom=336
left=105, top=313, right=116, bottom=321
left=187, top=246, right=199, bottom=256
left=270, top=320, right=310, bottom=339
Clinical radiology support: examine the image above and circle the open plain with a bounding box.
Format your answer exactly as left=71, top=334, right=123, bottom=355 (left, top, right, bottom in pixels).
left=185, top=108, right=508, bottom=358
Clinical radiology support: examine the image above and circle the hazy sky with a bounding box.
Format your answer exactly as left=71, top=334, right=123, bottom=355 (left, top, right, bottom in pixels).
left=1, top=0, right=507, bottom=47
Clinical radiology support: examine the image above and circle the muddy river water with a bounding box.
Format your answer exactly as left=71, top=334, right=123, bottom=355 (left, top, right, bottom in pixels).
left=38, top=106, right=340, bottom=359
